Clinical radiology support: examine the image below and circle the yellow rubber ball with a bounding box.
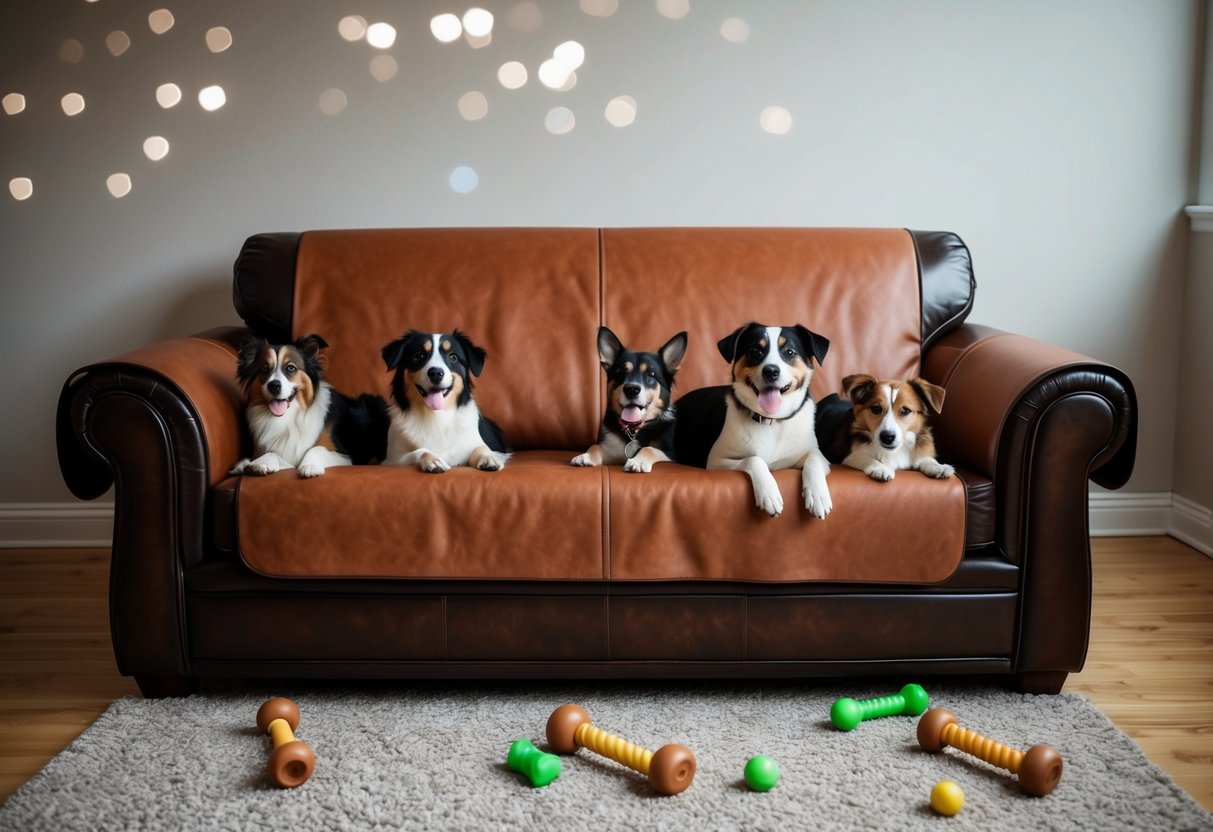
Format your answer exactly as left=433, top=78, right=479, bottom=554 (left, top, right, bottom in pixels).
left=930, top=780, right=965, bottom=816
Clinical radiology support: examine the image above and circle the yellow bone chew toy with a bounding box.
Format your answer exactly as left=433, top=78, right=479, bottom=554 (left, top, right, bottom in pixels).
left=917, top=707, right=1062, bottom=797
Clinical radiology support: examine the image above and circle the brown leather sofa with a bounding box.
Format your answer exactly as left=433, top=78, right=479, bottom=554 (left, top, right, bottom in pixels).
left=56, top=228, right=1137, bottom=697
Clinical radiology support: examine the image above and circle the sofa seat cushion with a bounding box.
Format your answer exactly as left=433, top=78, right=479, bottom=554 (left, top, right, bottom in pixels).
left=234, top=453, right=969, bottom=584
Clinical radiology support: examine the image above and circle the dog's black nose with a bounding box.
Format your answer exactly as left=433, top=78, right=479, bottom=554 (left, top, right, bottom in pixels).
left=623, top=383, right=642, bottom=399
left=762, top=364, right=781, bottom=383
left=880, top=431, right=897, bottom=447
left=267, top=380, right=282, bottom=396
left=427, top=367, right=446, bottom=384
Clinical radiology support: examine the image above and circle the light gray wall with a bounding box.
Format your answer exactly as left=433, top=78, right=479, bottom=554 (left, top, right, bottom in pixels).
left=0, top=0, right=1200, bottom=503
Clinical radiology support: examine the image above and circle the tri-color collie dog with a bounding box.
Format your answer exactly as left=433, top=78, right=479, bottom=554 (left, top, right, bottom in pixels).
left=571, top=326, right=687, bottom=473
left=830, top=374, right=955, bottom=482
left=230, top=334, right=388, bottom=478
left=675, top=322, right=833, bottom=518
left=381, top=329, right=510, bottom=473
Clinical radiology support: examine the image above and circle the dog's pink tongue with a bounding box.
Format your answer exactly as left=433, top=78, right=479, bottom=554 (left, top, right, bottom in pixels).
left=758, top=388, right=783, bottom=415
left=621, top=405, right=645, bottom=423
left=424, top=390, right=447, bottom=411
left=268, top=399, right=289, bottom=417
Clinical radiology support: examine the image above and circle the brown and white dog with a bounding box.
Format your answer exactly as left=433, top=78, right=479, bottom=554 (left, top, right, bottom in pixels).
left=675, top=323, right=832, bottom=518
left=231, top=334, right=388, bottom=478
left=836, top=374, right=954, bottom=482
left=571, top=326, right=687, bottom=473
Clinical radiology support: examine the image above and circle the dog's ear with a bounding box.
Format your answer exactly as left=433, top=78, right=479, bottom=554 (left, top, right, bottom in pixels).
left=659, top=331, right=688, bottom=373
left=381, top=330, right=421, bottom=371
left=295, top=333, right=329, bottom=360
left=597, top=326, right=624, bottom=369
left=909, top=378, right=946, bottom=414
left=452, top=330, right=487, bottom=377
left=235, top=336, right=268, bottom=384
left=717, top=324, right=752, bottom=363
left=842, top=374, right=877, bottom=403
left=793, top=325, right=829, bottom=367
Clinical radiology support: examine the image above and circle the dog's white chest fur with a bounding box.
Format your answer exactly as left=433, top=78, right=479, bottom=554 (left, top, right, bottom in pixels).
left=709, top=396, right=820, bottom=468
left=247, top=383, right=332, bottom=466
left=387, top=401, right=484, bottom=466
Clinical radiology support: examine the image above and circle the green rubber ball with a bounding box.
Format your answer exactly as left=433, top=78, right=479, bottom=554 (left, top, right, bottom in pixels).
left=744, top=755, right=781, bottom=792
left=901, top=684, right=929, bottom=716
left=830, top=698, right=862, bottom=731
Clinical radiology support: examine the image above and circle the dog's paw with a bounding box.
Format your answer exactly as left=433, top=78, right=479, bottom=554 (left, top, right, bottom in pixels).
left=803, top=484, right=832, bottom=519
left=229, top=459, right=250, bottom=476
left=297, top=463, right=325, bottom=478
left=419, top=453, right=450, bottom=474
left=477, top=455, right=504, bottom=472
left=754, top=479, right=784, bottom=517
left=920, top=460, right=955, bottom=479
left=570, top=453, right=598, bottom=467
left=246, top=462, right=279, bottom=476
left=623, top=455, right=653, bottom=473
left=865, top=462, right=895, bottom=482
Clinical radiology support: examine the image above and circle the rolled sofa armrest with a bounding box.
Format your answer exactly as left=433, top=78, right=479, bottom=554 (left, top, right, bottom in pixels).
left=922, top=323, right=1138, bottom=679
left=56, top=326, right=248, bottom=684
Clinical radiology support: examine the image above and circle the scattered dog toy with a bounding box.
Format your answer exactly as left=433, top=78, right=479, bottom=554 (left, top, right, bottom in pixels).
left=255, top=697, right=315, bottom=788
left=507, top=738, right=562, bottom=788
left=830, top=684, right=929, bottom=731
left=930, top=780, right=965, bottom=816
left=917, top=707, right=1063, bottom=796
left=743, top=755, right=781, bottom=792
left=546, top=703, right=697, bottom=795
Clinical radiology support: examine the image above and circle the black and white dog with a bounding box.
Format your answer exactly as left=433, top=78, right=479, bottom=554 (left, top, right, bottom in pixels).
left=675, top=322, right=832, bottom=518
left=381, top=329, right=510, bottom=473
left=231, top=333, right=388, bottom=478
left=571, top=326, right=687, bottom=473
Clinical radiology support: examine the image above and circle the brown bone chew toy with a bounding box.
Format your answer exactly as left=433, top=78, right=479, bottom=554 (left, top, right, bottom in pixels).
left=917, top=707, right=1063, bottom=796
left=256, top=697, right=316, bottom=789
left=546, top=703, right=696, bottom=795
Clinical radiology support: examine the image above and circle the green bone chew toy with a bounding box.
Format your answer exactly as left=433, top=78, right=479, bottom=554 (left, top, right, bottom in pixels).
left=507, top=738, right=562, bottom=787
left=831, top=684, right=929, bottom=731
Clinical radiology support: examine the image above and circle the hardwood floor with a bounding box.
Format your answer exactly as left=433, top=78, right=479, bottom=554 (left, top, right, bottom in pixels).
left=0, top=538, right=1210, bottom=810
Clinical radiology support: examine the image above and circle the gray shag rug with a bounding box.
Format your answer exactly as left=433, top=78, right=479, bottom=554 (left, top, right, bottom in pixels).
left=1, top=681, right=1208, bottom=831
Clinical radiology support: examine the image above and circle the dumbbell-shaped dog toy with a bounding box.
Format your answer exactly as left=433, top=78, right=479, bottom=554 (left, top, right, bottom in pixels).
left=917, top=707, right=1063, bottom=796
left=255, top=697, right=316, bottom=789
left=507, top=738, right=562, bottom=788
left=546, top=704, right=696, bottom=795
left=831, top=683, right=929, bottom=731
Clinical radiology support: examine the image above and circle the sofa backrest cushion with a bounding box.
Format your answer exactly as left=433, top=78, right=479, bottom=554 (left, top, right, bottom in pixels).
left=232, top=228, right=974, bottom=449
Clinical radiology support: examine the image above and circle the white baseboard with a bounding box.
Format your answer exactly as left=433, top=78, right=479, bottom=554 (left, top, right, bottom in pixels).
left=0, top=503, right=114, bottom=548
left=0, top=495, right=1210, bottom=556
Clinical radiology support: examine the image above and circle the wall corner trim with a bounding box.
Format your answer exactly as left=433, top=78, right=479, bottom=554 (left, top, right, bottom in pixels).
left=1183, top=205, right=1213, bottom=232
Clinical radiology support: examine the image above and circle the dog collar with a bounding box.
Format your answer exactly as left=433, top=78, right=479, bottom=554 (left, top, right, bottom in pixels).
left=730, top=389, right=811, bottom=426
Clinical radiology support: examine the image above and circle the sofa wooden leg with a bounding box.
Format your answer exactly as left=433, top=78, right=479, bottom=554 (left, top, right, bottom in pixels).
left=1011, top=671, right=1068, bottom=694
left=135, top=675, right=199, bottom=698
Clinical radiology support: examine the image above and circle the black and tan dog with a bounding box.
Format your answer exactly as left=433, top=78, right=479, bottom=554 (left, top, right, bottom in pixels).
left=675, top=322, right=832, bottom=517
left=230, top=334, right=388, bottom=478
left=571, top=326, right=687, bottom=473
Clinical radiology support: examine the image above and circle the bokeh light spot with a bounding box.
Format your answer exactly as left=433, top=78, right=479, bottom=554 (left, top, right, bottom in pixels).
left=61, top=93, right=86, bottom=116
left=431, top=14, right=462, bottom=43
left=338, top=15, right=368, bottom=42
left=2, top=93, right=26, bottom=115
left=720, top=18, right=750, bottom=43
left=538, top=59, right=571, bottom=90
left=544, top=106, right=575, bottom=135
left=580, top=0, right=618, bottom=16
left=657, top=0, right=690, bottom=20
left=148, top=9, right=175, bottom=35
left=198, top=85, right=226, bottom=111
left=497, top=61, right=527, bottom=90
left=449, top=166, right=479, bottom=194
left=59, top=39, right=85, bottom=64
left=156, top=83, right=182, bottom=108
left=366, top=22, right=396, bottom=49
left=760, top=105, right=792, bottom=135
left=463, top=8, right=494, bottom=37
left=554, top=40, right=585, bottom=70
left=506, top=2, right=543, bottom=31
left=206, top=27, right=233, bottom=53
left=458, top=91, right=488, bottom=121
left=318, top=88, right=348, bottom=116
left=605, top=95, right=637, bottom=127
left=143, top=136, right=170, bottom=161
left=106, top=173, right=132, bottom=198
left=9, top=178, right=33, bottom=201
left=370, top=55, right=398, bottom=82
left=106, top=31, right=131, bottom=56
